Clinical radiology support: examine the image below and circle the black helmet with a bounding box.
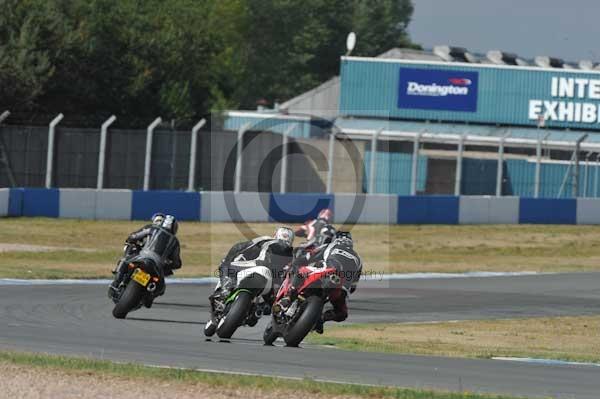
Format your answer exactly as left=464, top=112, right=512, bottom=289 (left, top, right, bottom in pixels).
left=162, top=214, right=178, bottom=234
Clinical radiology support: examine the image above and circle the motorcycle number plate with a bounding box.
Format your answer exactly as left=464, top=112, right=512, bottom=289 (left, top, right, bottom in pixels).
left=132, top=269, right=151, bottom=287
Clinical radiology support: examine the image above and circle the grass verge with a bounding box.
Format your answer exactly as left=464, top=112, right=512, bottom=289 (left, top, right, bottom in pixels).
left=307, top=316, right=600, bottom=364
left=0, top=350, right=530, bottom=399
left=2, top=218, right=600, bottom=278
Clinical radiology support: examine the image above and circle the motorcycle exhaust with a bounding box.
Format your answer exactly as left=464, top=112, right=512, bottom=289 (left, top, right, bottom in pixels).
left=254, top=308, right=263, bottom=318
left=147, top=282, right=157, bottom=292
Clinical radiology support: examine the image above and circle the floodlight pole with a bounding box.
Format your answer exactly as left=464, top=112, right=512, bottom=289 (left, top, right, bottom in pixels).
left=410, top=133, right=422, bottom=196
left=187, top=119, right=206, bottom=192
left=368, top=129, right=382, bottom=194
left=234, top=123, right=250, bottom=193
left=280, top=124, right=295, bottom=194
left=45, top=113, right=64, bottom=188
left=143, top=117, right=162, bottom=191
left=326, top=131, right=335, bottom=194
left=97, top=115, right=117, bottom=189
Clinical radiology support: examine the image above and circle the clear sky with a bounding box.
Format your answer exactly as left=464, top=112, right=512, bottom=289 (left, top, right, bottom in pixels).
left=409, top=0, right=600, bottom=63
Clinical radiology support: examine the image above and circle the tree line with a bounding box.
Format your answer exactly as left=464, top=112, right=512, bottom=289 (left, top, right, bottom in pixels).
left=0, top=0, right=416, bottom=126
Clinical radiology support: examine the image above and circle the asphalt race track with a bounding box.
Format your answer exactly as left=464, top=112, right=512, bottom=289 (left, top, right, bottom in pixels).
left=1, top=272, right=600, bottom=398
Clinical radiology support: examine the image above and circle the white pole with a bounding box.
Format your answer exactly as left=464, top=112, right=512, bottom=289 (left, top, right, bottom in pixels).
left=584, top=153, right=591, bottom=198
left=496, top=132, right=510, bottom=197
left=534, top=137, right=543, bottom=198
left=45, top=113, right=64, bottom=188
left=97, top=115, right=116, bottom=189
left=143, top=117, right=162, bottom=191
left=595, top=154, right=600, bottom=198
left=280, top=125, right=295, bottom=194
left=187, top=119, right=206, bottom=192
left=326, top=131, right=335, bottom=194
left=234, top=123, right=250, bottom=193
left=454, top=134, right=465, bottom=196
left=410, top=133, right=422, bottom=196
left=369, top=129, right=381, bottom=194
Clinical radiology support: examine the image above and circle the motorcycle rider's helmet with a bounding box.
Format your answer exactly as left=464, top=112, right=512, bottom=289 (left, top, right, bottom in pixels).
left=318, top=208, right=333, bottom=223
left=162, top=214, right=179, bottom=234
left=151, top=212, right=166, bottom=226
left=335, top=231, right=353, bottom=247
left=274, top=226, right=294, bottom=247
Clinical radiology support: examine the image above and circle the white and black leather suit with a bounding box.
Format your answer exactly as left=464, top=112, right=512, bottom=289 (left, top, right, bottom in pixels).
left=218, top=236, right=293, bottom=292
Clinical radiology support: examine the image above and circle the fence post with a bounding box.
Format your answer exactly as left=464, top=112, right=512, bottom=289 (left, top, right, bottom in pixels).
left=584, top=152, right=591, bottom=198
left=573, top=134, right=588, bottom=198
left=234, top=123, right=250, bottom=193
left=496, top=132, right=510, bottom=197
left=45, top=113, right=64, bottom=188
left=595, top=153, right=600, bottom=198
left=187, top=119, right=206, bottom=192
left=369, top=129, right=381, bottom=194
left=97, top=115, right=117, bottom=189
left=326, top=131, right=335, bottom=194
left=280, top=124, right=295, bottom=194
left=143, top=117, right=162, bottom=191
left=410, top=133, right=422, bottom=196
left=533, top=136, right=543, bottom=198
left=454, top=134, right=465, bottom=196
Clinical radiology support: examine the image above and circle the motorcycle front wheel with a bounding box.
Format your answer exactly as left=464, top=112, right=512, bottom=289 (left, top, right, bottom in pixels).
left=216, top=291, right=252, bottom=339
left=283, top=295, right=323, bottom=347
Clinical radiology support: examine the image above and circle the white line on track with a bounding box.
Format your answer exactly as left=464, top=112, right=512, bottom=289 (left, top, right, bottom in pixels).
left=493, top=357, right=600, bottom=368
left=0, top=271, right=543, bottom=286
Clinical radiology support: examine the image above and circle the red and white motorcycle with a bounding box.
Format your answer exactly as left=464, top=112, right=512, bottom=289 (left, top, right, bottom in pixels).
left=263, top=262, right=343, bottom=347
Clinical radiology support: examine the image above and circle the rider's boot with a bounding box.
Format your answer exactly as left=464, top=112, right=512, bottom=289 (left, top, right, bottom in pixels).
left=313, top=317, right=324, bottom=334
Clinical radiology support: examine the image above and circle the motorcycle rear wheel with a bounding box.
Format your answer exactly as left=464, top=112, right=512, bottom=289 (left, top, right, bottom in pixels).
left=112, top=282, right=145, bottom=319
left=283, top=296, right=323, bottom=347
left=216, top=291, right=252, bottom=339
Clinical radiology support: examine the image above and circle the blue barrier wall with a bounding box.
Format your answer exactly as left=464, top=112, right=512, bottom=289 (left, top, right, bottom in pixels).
left=269, top=193, right=334, bottom=222
left=22, top=188, right=60, bottom=217
left=397, top=196, right=459, bottom=224
left=131, top=191, right=201, bottom=221
left=3, top=187, right=600, bottom=225
left=519, top=198, right=577, bottom=224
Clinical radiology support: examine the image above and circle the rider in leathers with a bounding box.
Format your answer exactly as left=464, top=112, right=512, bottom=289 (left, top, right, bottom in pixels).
left=111, top=214, right=182, bottom=306
left=209, top=227, right=294, bottom=319
left=294, top=208, right=335, bottom=257
left=286, top=231, right=362, bottom=333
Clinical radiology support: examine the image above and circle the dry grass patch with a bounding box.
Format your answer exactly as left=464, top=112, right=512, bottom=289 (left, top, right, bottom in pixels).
left=309, top=315, right=600, bottom=363
left=0, top=351, right=524, bottom=399
left=2, top=218, right=600, bottom=278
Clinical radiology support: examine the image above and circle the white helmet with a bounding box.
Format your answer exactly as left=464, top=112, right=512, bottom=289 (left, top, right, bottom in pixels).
left=274, top=226, right=294, bottom=247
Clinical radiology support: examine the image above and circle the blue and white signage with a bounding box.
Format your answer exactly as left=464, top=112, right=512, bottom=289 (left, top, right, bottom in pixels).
left=397, top=68, right=479, bottom=112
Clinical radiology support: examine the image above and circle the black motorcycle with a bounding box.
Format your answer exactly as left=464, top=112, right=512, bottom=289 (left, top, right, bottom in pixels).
left=109, top=244, right=165, bottom=319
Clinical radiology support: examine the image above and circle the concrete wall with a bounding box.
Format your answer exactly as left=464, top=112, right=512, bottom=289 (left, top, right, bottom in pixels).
left=4, top=188, right=600, bottom=225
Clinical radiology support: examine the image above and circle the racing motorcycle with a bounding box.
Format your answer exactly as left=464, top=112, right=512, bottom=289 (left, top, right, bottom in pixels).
left=109, top=244, right=165, bottom=319
left=204, top=266, right=273, bottom=339
left=263, top=262, right=343, bottom=347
